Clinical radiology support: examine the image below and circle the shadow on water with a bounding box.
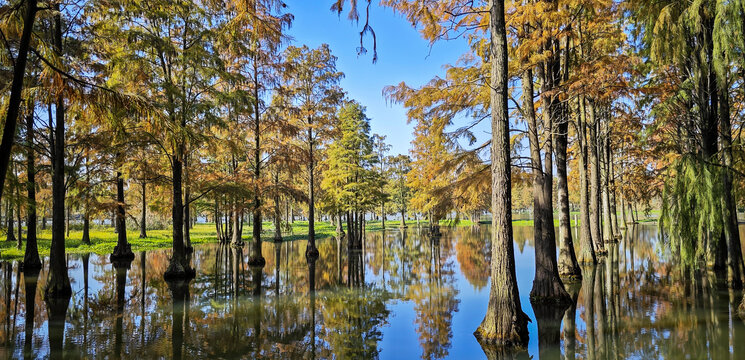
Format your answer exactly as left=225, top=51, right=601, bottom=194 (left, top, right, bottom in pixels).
left=1, top=223, right=745, bottom=358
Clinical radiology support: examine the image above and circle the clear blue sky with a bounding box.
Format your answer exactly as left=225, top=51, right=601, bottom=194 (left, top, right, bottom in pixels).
left=283, top=1, right=470, bottom=156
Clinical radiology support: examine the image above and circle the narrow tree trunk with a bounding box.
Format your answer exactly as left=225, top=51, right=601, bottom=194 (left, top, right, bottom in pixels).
left=587, top=99, right=603, bottom=255
left=0, top=0, right=38, bottom=205
left=24, top=100, right=40, bottom=269
left=183, top=155, right=191, bottom=252
left=381, top=201, right=386, bottom=229
left=577, top=97, right=596, bottom=264
left=306, top=120, right=318, bottom=260
left=46, top=6, right=72, bottom=299
left=81, top=152, right=91, bottom=245
left=6, top=200, right=15, bottom=243
left=139, top=180, right=147, bottom=238
left=273, top=172, right=282, bottom=242
left=475, top=0, right=529, bottom=347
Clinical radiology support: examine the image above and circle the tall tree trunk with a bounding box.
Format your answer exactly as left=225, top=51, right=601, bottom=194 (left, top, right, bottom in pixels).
left=601, top=118, right=612, bottom=244
left=306, top=119, right=318, bottom=260
left=24, top=100, right=40, bottom=269
left=139, top=180, right=147, bottom=238
left=183, top=155, right=191, bottom=252
left=587, top=99, right=603, bottom=255
left=556, top=100, right=581, bottom=279
left=273, top=172, right=282, bottom=242
left=475, top=0, right=529, bottom=347
left=46, top=6, right=71, bottom=299
left=531, top=52, right=570, bottom=302
left=577, top=97, right=596, bottom=264
left=81, top=152, right=91, bottom=245
left=111, top=167, right=133, bottom=260
left=0, top=0, right=37, bottom=205
left=381, top=201, right=386, bottom=229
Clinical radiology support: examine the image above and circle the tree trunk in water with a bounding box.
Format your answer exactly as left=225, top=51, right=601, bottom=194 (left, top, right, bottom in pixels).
left=46, top=6, right=71, bottom=299
left=24, top=101, right=40, bottom=269
left=587, top=99, right=603, bottom=255
left=0, top=0, right=37, bottom=205
left=577, top=97, right=596, bottom=264
left=164, top=155, right=190, bottom=279
left=111, top=169, right=133, bottom=260
left=475, top=0, right=529, bottom=348
left=556, top=101, right=581, bottom=280
left=532, top=52, right=571, bottom=302
left=139, top=181, right=147, bottom=238
left=306, top=121, right=318, bottom=260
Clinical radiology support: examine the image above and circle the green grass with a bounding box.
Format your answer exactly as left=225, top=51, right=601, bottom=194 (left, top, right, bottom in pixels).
left=0, top=218, right=474, bottom=260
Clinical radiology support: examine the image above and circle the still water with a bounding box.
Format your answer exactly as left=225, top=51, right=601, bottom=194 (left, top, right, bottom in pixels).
left=1, top=224, right=744, bottom=359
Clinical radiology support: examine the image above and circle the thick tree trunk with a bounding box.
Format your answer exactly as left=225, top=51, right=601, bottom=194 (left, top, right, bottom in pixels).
left=0, top=0, right=37, bottom=205
left=111, top=168, right=133, bottom=261
left=24, top=101, right=40, bottom=269
left=556, top=102, right=581, bottom=280
left=577, top=97, right=596, bottom=264
left=475, top=0, right=529, bottom=348
left=164, top=155, right=190, bottom=279
left=46, top=6, right=71, bottom=300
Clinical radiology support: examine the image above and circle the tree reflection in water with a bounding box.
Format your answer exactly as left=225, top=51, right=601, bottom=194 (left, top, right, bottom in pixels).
left=1, top=224, right=745, bottom=358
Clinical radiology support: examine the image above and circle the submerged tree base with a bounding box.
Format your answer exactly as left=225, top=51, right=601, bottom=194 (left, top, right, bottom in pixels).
left=247, top=256, right=266, bottom=268
left=474, top=312, right=530, bottom=350
left=163, top=259, right=196, bottom=280
left=305, top=245, right=319, bottom=261
left=110, top=243, right=135, bottom=262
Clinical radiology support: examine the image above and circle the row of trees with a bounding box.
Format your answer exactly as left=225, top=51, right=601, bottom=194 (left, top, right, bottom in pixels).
left=332, top=0, right=745, bottom=348
left=0, top=0, right=424, bottom=318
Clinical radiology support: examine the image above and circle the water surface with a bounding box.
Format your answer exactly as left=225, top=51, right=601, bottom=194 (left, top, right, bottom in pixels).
left=1, top=224, right=744, bottom=359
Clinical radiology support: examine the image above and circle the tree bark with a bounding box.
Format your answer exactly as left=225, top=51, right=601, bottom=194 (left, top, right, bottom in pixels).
left=587, top=99, right=603, bottom=255
left=0, top=0, right=38, bottom=205
left=577, top=97, right=596, bottom=264
left=46, top=5, right=71, bottom=299
left=164, top=154, right=190, bottom=279
left=24, top=100, right=40, bottom=269
left=111, top=167, right=133, bottom=260
left=556, top=100, right=581, bottom=279
left=139, top=180, right=147, bottom=238
left=475, top=0, right=529, bottom=348
left=306, top=118, right=318, bottom=260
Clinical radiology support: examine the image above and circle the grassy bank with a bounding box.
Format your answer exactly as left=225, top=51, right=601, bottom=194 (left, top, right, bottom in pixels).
left=0, top=219, right=474, bottom=260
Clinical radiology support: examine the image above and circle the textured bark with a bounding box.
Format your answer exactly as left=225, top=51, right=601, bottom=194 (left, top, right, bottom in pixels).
left=46, top=6, right=71, bottom=300
left=164, top=156, right=190, bottom=279
left=23, top=102, right=40, bottom=269
left=600, top=122, right=612, bottom=244
left=111, top=169, right=133, bottom=261
left=0, top=0, right=37, bottom=205
left=556, top=104, right=581, bottom=280
left=475, top=0, right=529, bottom=348
left=577, top=97, right=595, bottom=264
left=587, top=99, right=603, bottom=255
left=183, top=156, right=192, bottom=252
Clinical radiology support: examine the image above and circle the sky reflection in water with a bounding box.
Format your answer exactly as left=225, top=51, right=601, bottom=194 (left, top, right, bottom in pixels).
left=0, top=223, right=744, bottom=359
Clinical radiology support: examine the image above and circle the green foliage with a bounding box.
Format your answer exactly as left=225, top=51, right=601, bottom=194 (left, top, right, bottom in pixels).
left=660, top=155, right=725, bottom=265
